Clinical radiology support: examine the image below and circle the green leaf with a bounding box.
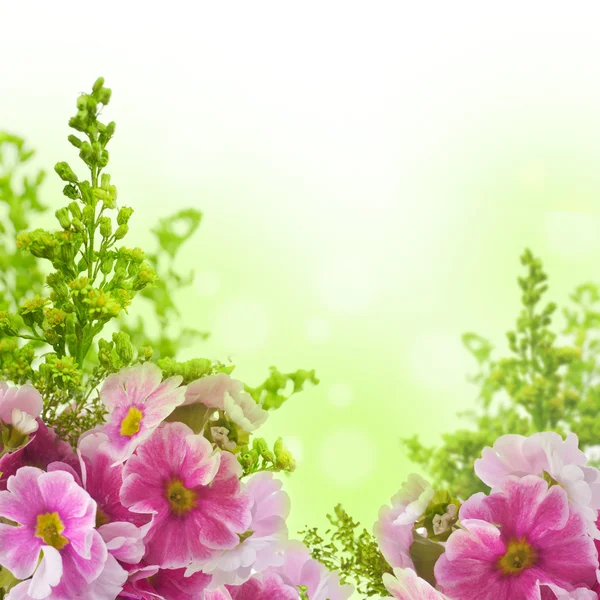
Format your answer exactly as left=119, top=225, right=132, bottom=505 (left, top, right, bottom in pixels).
left=151, top=208, right=202, bottom=259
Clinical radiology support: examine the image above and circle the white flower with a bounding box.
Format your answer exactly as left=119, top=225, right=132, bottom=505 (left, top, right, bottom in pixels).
left=223, top=392, right=268, bottom=432
left=11, top=408, right=38, bottom=435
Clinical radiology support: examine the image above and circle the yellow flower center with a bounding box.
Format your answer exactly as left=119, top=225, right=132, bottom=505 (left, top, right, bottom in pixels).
left=35, top=512, right=69, bottom=550
left=166, top=479, right=197, bottom=516
left=96, top=507, right=110, bottom=528
left=120, top=406, right=143, bottom=437
left=497, top=537, right=537, bottom=574
left=238, top=529, right=254, bottom=544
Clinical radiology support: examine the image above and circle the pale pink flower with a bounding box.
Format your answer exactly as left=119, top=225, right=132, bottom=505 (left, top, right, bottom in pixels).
left=475, top=432, right=600, bottom=537
left=193, top=472, right=290, bottom=587
left=184, top=373, right=268, bottom=432
left=223, top=391, right=268, bottom=432
left=98, top=361, right=186, bottom=463
left=10, top=409, right=38, bottom=435
left=0, top=382, right=43, bottom=427
left=373, top=474, right=433, bottom=570
left=182, top=373, right=238, bottom=409
left=272, top=540, right=354, bottom=600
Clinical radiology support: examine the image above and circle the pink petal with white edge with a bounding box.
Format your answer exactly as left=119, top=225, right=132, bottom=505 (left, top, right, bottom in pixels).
left=373, top=475, right=432, bottom=570
left=99, top=362, right=186, bottom=464
left=100, top=361, right=164, bottom=411
left=99, top=521, right=146, bottom=564
left=194, top=472, right=289, bottom=587
left=26, top=546, right=62, bottom=599
left=538, top=581, right=598, bottom=599
left=183, top=373, right=244, bottom=408
left=85, top=553, right=128, bottom=600
left=0, top=524, right=42, bottom=580
left=0, top=383, right=43, bottom=424
left=0, top=466, right=46, bottom=526
left=383, top=568, right=447, bottom=599
left=271, top=540, right=354, bottom=600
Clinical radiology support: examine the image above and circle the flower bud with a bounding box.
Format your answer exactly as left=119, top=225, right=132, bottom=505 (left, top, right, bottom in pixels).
left=86, top=96, right=98, bottom=113
left=112, top=332, right=134, bottom=363
left=274, top=438, right=296, bottom=472
left=98, top=87, right=112, bottom=105
left=99, top=217, right=112, bottom=238
left=98, top=338, right=115, bottom=369
left=139, top=346, right=153, bottom=361
left=63, top=184, right=80, bottom=200
left=114, top=224, right=128, bottom=240
left=76, top=95, right=88, bottom=110
left=82, top=205, right=95, bottom=226
left=68, top=202, right=82, bottom=220
left=92, top=77, right=105, bottom=93
left=100, top=255, right=114, bottom=275
left=68, top=135, right=83, bottom=149
left=117, top=207, right=134, bottom=226
left=55, top=208, right=71, bottom=230
left=79, top=142, right=93, bottom=164
left=54, top=162, right=78, bottom=183
left=239, top=449, right=259, bottom=469
left=71, top=218, right=85, bottom=233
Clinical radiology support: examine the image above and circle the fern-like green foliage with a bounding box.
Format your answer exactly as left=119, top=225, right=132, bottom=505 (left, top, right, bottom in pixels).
left=404, top=249, right=600, bottom=499
left=300, top=505, right=392, bottom=597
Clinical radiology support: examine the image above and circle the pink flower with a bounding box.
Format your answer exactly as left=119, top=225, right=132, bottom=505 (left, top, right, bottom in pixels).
left=272, top=540, right=354, bottom=600
left=120, top=422, right=252, bottom=568
left=0, top=382, right=43, bottom=428
left=78, top=432, right=151, bottom=529
left=194, top=472, right=290, bottom=587
left=121, top=565, right=211, bottom=600
left=98, top=362, right=186, bottom=463
left=475, top=432, right=600, bottom=537
left=0, top=467, right=107, bottom=598
left=435, top=475, right=598, bottom=600
left=225, top=572, right=299, bottom=600
left=184, top=374, right=268, bottom=432
left=0, top=421, right=74, bottom=490
left=373, top=474, right=433, bottom=569
left=383, top=568, right=448, bottom=599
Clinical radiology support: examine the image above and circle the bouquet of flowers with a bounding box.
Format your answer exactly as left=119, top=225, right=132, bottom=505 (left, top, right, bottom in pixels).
left=0, top=79, right=355, bottom=599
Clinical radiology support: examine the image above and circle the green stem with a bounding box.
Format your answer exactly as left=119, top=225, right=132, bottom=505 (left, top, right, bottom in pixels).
left=15, top=333, right=46, bottom=344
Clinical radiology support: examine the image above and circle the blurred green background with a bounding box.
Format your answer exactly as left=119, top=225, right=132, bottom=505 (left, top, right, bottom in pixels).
left=2, top=2, right=600, bottom=544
